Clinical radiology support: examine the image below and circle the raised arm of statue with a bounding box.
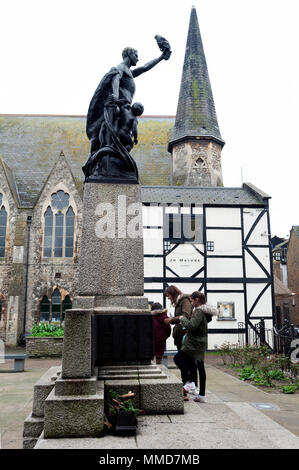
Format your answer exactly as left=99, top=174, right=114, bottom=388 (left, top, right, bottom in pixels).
left=132, top=54, right=165, bottom=78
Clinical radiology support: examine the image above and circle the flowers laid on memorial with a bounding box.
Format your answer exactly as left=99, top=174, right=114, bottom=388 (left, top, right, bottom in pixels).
left=104, top=390, right=145, bottom=433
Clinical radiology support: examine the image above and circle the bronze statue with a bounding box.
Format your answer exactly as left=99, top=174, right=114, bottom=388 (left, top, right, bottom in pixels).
left=83, top=38, right=171, bottom=183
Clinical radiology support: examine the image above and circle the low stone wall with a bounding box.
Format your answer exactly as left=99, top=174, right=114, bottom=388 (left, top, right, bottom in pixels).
left=26, top=336, right=64, bottom=358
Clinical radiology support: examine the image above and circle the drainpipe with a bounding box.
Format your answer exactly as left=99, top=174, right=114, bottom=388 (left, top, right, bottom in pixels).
left=21, top=215, right=32, bottom=344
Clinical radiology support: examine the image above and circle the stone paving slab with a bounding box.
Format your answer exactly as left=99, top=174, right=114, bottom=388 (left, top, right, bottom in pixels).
left=1, top=357, right=299, bottom=449
left=35, top=398, right=299, bottom=449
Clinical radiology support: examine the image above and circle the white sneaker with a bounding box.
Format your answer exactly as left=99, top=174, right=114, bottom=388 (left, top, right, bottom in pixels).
left=183, top=381, right=196, bottom=393
left=193, top=394, right=206, bottom=403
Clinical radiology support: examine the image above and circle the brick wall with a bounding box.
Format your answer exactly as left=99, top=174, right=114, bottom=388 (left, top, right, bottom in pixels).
left=287, top=228, right=299, bottom=326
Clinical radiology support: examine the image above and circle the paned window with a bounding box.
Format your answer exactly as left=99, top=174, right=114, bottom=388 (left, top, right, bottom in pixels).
left=40, top=295, right=50, bottom=321
left=273, top=251, right=281, bottom=261
left=206, top=241, right=214, bottom=252
left=0, top=194, right=7, bottom=258
left=39, top=290, right=72, bottom=323
left=43, top=190, right=75, bottom=258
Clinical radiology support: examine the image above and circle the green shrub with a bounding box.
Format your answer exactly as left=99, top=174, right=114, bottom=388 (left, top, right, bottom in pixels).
left=30, top=322, right=64, bottom=337
left=267, top=369, right=285, bottom=381
left=281, top=384, right=298, bottom=394
left=240, top=367, right=256, bottom=381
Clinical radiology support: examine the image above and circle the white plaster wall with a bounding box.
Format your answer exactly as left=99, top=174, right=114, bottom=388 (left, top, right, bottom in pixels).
left=144, top=282, right=164, bottom=291
left=208, top=333, right=240, bottom=349
left=143, top=228, right=163, bottom=254
left=142, top=205, right=163, bottom=226
left=206, top=229, right=242, bottom=255
left=243, top=209, right=268, bottom=243
left=248, top=247, right=270, bottom=273
left=207, top=258, right=243, bottom=278
left=207, top=283, right=244, bottom=291
left=246, top=283, right=273, bottom=317
left=245, top=251, right=268, bottom=278
left=206, top=207, right=241, bottom=227
left=144, top=257, right=163, bottom=277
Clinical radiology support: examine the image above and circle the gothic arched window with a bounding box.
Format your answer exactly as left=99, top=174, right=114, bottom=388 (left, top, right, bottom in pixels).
left=40, top=295, right=50, bottom=321
left=43, top=190, right=75, bottom=258
left=52, top=288, right=61, bottom=322
left=0, top=193, right=7, bottom=258
left=39, top=290, right=72, bottom=323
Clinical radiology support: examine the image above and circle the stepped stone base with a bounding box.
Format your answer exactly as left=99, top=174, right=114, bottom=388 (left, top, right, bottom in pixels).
left=102, top=364, right=184, bottom=415
left=43, top=379, right=104, bottom=438
left=23, top=414, right=44, bottom=449
left=23, top=366, right=61, bottom=448
left=55, top=376, right=97, bottom=396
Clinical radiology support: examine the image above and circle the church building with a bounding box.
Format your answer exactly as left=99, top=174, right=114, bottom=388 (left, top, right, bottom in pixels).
left=0, top=7, right=275, bottom=349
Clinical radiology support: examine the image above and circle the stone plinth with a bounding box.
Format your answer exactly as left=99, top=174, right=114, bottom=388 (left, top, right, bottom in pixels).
left=44, top=382, right=104, bottom=438
left=78, top=183, right=144, bottom=297
left=62, top=309, right=92, bottom=379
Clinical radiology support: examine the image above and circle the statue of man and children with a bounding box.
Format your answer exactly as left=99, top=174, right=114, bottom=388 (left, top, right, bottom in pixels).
left=83, top=36, right=171, bottom=183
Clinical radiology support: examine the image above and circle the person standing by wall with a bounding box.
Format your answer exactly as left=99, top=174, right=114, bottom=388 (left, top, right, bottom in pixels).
left=164, top=285, right=192, bottom=350
left=151, top=302, right=171, bottom=364
left=166, top=291, right=217, bottom=403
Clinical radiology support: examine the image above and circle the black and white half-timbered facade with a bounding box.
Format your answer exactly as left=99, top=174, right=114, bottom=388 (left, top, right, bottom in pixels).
left=141, top=183, right=275, bottom=349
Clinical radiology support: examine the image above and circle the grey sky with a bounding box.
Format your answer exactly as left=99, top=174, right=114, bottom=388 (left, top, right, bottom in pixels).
left=1, top=0, right=298, bottom=238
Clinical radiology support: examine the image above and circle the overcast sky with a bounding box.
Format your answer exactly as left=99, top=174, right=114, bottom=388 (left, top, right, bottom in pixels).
left=1, top=0, right=299, bottom=238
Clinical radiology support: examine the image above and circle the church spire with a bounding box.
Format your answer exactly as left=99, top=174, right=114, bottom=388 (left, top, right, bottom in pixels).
left=169, top=6, right=224, bottom=187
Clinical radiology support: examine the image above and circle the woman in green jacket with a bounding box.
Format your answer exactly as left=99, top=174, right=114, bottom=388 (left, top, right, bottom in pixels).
left=166, top=291, right=217, bottom=403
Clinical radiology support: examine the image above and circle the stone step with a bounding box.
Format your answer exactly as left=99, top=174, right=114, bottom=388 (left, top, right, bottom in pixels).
left=55, top=376, right=97, bottom=396
left=32, top=366, right=61, bottom=417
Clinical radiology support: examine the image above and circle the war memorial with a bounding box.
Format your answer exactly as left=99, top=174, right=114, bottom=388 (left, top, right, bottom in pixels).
left=2, top=6, right=299, bottom=455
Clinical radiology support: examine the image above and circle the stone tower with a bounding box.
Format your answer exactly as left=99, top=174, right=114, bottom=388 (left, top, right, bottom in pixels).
left=168, top=6, right=225, bottom=186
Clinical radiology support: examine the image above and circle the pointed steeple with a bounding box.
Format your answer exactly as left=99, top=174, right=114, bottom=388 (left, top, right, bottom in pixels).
left=169, top=6, right=224, bottom=151
left=169, top=6, right=224, bottom=187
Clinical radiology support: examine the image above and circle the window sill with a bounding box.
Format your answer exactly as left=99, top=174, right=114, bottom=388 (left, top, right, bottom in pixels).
left=42, top=258, right=75, bottom=263
left=217, top=317, right=237, bottom=321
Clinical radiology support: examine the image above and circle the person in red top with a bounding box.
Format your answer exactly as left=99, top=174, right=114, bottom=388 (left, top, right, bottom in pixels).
left=151, top=302, right=171, bottom=364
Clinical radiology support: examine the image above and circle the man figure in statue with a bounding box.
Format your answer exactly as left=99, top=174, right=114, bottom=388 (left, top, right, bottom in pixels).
left=83, top=44, right=171, bottom=181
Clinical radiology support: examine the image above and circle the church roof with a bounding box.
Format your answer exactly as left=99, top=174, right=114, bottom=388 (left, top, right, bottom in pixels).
left=169, top=6, right=224, bottom=151
left=0, top=114, right=174, bottom=206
